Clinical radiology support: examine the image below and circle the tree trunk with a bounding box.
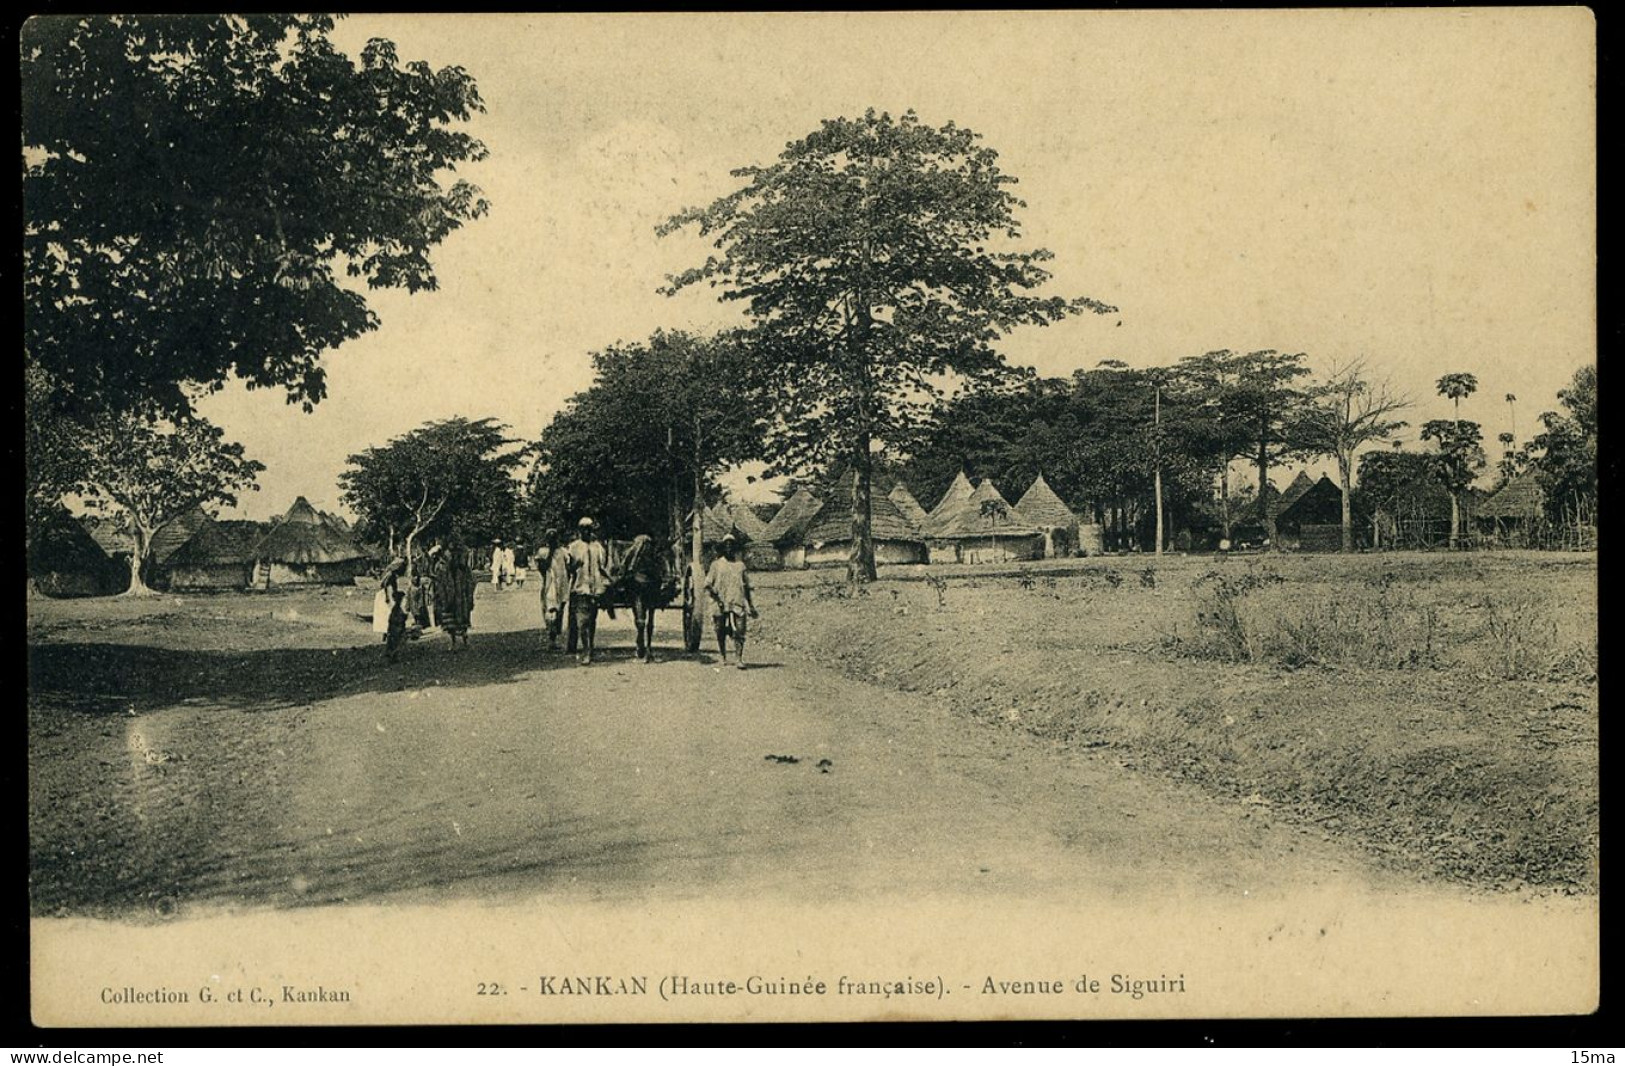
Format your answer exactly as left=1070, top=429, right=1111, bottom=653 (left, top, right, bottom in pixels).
left=1153, top=385, right=1164, bottom=555
left=1219, top=461, right=1233, bottom=540
left=1257, top=437, right=1278, bottom=549
left=1153, top=466, right=1164, bottom=556
left=690, top=460, right=705, bottom=643
left=1449, top=493, right=1461, bottom=549
left=1339, top=454, right=1354, bottom=553
left=404, top=528, right=418, bottom=585
left=122, top=522, right=157, bottom=596
left=848, top=446, right=878, bottom=584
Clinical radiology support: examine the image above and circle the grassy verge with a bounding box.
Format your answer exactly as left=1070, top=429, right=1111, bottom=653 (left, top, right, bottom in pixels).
left=754, top=552, right=1598, bottom=893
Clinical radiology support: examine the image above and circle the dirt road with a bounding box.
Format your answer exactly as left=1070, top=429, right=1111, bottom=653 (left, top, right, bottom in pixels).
left=34, top=585, right=1417, bottom=918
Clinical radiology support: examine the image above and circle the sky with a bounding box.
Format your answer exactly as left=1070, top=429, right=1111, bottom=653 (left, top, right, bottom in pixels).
left=189, top=10, right=1596, bottom=521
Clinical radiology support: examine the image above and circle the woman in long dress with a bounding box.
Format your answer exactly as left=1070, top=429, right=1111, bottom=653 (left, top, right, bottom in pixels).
left=430, top=542, right=476, bottom=646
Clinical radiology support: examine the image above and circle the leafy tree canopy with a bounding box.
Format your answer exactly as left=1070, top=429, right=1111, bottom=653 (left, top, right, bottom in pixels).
left=660, top=108, right=1114, bottom=580
left=1530, top=363, right=1597, bottom=521
left=524, top=330, right=765, bottom=542
left=339, top=417, right=520, bottom=569
left=76, top=403, right=265, bottom=593
left=23, top=14, right=489, bottom=417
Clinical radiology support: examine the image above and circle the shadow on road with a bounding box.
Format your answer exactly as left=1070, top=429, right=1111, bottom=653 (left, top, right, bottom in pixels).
left=28, top=629, right=598, bottom=715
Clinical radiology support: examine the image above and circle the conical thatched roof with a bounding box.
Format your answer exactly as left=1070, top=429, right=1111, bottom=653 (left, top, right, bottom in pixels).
left=715, top=501, right=770, bottom=541
left=80, top=514, right=136, bottom=556
left=887, top=483, right=931, bottom=531
left=165, top=518, right=268, bottom=566
left=1277, top=471, right=1317, bottom=514
left=1476, top=469, right=1545, bottom=519
left=929, top=470, right=975, bottom=523
left=696, top=502, right=760, bottom=544
left=148, top=506, right=210, bottom=566
left=805, top=479, right=925, bottom=545
left=255, top=496, right=367, bottom=564
left=747, top=502, right=780, bottom=527
left=1014, top=474, right=1078, bottom=528
left=762, top=488, right=824, bottom=547
left=32, top=506, right=113, bottom=575
left=933, top=479, right=1042, bottom=539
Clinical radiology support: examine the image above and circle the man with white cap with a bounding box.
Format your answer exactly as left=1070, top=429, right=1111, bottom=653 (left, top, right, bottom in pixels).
left=704, top=533, right=758, bottom=668
left=565, top=516, right=612, bottom=665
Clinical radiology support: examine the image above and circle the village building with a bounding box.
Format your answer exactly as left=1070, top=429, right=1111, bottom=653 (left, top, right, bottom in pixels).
left=30, top=505, right=120, bottom=597
left=758, top=488, right=824, bottom=570
left=76, top=507, right=209, bottom=591
left=1013, top=473, right=1080, bottom=558
left=928, top=478, right=1045, bottom=563
left=1474, top=469, right=1545, bottom=546
left=251, top=497, right=372, bottom=587
left=887, top=483, right=932, bottom=532
left=162, top=517, right=270, bottom=590
left=800, top=479, right=926, bottom=568
left=1274, top=474, right=1352, bottom=551
left=927, top=470, right=975, bottom=528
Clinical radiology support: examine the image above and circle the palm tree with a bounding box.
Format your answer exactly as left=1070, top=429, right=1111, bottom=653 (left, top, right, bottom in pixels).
left=1434, top=372, right=1481, bottom=547
left=1505, top=393, right=1518, bottom=449
left=1436, top=373, right=1479, bottom=423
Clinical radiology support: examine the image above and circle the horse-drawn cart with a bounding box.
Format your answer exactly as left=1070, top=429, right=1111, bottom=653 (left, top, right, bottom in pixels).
left=596, top=539, right=706, bottom=654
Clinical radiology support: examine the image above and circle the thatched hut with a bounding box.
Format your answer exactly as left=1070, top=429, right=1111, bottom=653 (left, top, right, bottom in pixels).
left=1275, top=475, right=1350, bottom=551
left=927, top=470, right=975, bottom=528
left=887, top=483, right=931, bottom=532
left=1277, top=471, right=1317, bottom=515
left=1014, top=473, right=1080, bottom=558
left=1474, top=470, right=1545, bottom=544
left=801, top=479, right=926, bottom=568
left=253, top=497, right=371, bottom=586
left=929, top=479, right=1045, bottom=563
left=760, top=488, right=824, bottom=570
left=164, top=518, right=268, bottom=590
left=75, top=508, right=207, bottom=591
left=30, top=506, right=119, bottom=597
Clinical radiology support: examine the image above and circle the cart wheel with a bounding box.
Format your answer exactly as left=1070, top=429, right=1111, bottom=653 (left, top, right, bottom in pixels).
left=682, top=598, right=703, bottom=653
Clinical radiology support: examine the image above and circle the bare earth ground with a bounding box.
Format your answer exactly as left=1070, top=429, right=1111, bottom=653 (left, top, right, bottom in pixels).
left=759, top=551, right=1598, bottom=894
left=28, top=551, right=1594, bottom=923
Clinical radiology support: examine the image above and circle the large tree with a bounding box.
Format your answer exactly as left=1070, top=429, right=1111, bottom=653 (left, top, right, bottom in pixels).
left=1293, top=358, right=1410, bottom=551
left=22, top=15, right=488, bottom=418
left=1172, top=350, right=1261, bottom=541
left=1355, top=449, right=1454, bottom=549
left=1529, top=363, right=1597, bottom=525
left=1420, top=418, right=1486, bottom=549
left=659, top=109, right=1114, bottom=582
left=525, top=330, right=764, bottom=546
left=339, top=418, right=521, bottom=579
left=77, top=405, right=265, bottom=595
left=1429, top=371, right=1483, bottom=547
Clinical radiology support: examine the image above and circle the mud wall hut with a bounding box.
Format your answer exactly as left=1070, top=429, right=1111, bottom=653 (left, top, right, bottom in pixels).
left=253, top=497, right=371, bottom=586
left=758, top=488, right=824, bottom=570
left=163, top=518, right=268, bottom=590
left=801, top=480, right=926, bottom=568
left=1014, top=473, right=1080, bottom=558
left=928, top=479, right=1045, bottom=563
left=30, top=506, right=119, bottom=597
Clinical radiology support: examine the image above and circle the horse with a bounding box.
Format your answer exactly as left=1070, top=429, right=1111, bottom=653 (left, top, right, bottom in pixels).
left=610, top=534, right=673, bottom=662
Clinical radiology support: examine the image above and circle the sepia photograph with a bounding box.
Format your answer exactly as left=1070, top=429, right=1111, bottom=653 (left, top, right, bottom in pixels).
left=25, top=10, right=1597, bottom=1026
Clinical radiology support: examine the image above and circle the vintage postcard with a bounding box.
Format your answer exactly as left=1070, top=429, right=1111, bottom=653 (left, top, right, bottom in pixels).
left=26, top=10, right=1596, bottom=1026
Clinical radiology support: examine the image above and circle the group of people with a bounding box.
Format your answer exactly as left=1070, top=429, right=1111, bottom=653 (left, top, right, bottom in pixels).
left=375, top=541, right=477, bottom=662
left=378, top=518, right=759, bottom=668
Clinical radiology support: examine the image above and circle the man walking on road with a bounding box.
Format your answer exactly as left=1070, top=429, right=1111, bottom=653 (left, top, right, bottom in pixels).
left=705, top=534, right=758, bottom=668
left=566, top=516, right=612, bottom=665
